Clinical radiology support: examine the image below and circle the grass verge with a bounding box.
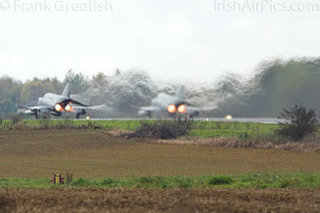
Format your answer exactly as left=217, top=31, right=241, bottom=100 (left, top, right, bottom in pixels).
left=0, top=119, right=278, bottom=139
left=1, top=173, right=319, bottom=189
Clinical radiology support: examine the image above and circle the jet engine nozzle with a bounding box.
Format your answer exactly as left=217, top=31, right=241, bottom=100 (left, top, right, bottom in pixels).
left=55, top=104, right=63, bottom=112
left=65, top=104, right=73, bottom=112
left=177, top=104, right=187, bottom=114
left=167, top=104, right=176, bottom=114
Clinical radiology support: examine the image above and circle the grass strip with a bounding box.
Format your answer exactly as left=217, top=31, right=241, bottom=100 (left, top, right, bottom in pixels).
left=1, top=120, right=278, bottom=139
left=1, top=173, right=319, bottom=189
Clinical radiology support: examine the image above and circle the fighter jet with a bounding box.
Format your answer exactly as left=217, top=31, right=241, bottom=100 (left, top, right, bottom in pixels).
left=21, top=83, right=103, bottom=119
left=138, top=87, right=200, bottom=118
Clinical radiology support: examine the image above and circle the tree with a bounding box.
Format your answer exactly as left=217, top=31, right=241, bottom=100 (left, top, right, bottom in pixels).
left=20, top=79, right=47, bottom=103
left=278, top=105, right=319, bottom=141
left=0, top=77, right=22, bottom=114
left=92, top=72, right=107, bottom=88
left=64, top=69, right=89, bottom=93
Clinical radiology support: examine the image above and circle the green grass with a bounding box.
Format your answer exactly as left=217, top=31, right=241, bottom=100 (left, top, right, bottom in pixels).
left=0, top=119, right=146, bottom=131
left=1, top=173, right=319, bottom=189
left=0, top=119, right=278, bottom=139
left=190, top=121, right=278, bottom=139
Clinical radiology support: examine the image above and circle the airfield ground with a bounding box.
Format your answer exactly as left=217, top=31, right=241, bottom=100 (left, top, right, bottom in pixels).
left=0, top=127, right=320, bottom=212
left=1, top=129, right=320, bottom=178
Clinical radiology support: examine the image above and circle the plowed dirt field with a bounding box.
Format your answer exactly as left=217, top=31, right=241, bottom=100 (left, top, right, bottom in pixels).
left=1, top=188, right=320, bottom=212
left=0, top=130, right=320, bottom=178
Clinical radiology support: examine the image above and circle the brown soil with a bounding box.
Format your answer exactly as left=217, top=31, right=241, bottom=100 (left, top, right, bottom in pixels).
left=1, top=188, right=320, bottom=212
left=108, top=128, right=133, bottom=137
left=1, top=130, right=320, bottom=178
left=152, top=137, right=320, bottom=153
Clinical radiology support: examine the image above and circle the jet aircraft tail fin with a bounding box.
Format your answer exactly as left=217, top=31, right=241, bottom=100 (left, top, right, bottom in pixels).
left=176, top=86, right=185, bottom=101
left=62, top=83, right=71, bottom=98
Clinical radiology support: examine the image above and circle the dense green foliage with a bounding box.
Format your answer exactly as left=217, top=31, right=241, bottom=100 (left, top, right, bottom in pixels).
left=1, top=173, right=319, bottom=189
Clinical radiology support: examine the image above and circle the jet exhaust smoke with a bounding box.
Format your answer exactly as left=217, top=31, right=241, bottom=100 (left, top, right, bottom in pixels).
left=77, top=58, right=320, bottom=118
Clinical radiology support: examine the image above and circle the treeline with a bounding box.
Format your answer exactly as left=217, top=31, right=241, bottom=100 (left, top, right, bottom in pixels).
left=0, top=70, right=88, bottom=116
left=2, top=58, right=320, bottom=117
left=211, top=58, right=320, bottom=117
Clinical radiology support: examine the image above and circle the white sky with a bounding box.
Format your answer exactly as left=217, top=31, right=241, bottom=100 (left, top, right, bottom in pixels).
left=1, top=0, right=320, bottom=82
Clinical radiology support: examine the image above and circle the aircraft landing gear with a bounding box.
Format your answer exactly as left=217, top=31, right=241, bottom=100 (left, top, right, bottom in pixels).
left=76, top=109, right=86, bottom=119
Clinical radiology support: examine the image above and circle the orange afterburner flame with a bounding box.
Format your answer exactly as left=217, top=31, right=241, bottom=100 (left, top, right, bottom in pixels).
left=177, top=104, right=187, bottom=114
left=65, top=104, right=73, bottom=112
left=55, top=104, right=63, bottom=112
left=167, top=104, right=176, bottom=113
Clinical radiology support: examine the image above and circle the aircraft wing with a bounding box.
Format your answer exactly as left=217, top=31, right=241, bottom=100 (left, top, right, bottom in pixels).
left=19, top=105, right=50, bottom=110
left=70, top=104, right=109, bottom=118
left=72, top=104, right=106, bottom=110
left=138, top=106, right=161, bottom=115
left=18, top=105, right=52, bottom=116
left=18, top=106, right=49, bottom=110
left=139, top=106, right=159, bottom=112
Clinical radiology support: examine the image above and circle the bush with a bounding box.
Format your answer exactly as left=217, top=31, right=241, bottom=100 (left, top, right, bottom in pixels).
left=102, top=178, right=114, bottom=186
left=129, top=119, right=192, bottom=139
left=175, top=177, right=193, bottom=188
left=208, top=176, right=234, bottom=185
left=56, top=117, right=74, bottom=129
left=138, top=176, right=154, bottom=184
left=65, top=172, right=73, bottom=184
left=39, top=114, right=51, bottom=129
left=71, top=178, right=91, bottom=187
left=11, top=114, right=21, bottom=125
left=279, top=178, right=302, bottom=188
left=138, top=176, right=169, bottom=188
left=278, top=105, right=319, bottom=141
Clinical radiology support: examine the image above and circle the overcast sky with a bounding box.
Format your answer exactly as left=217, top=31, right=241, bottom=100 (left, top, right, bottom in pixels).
left=1, top=0, right=320, bottom=82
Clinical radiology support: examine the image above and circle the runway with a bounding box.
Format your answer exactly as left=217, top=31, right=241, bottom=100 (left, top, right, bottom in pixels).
left=74, top=117, right=282, bottom=124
